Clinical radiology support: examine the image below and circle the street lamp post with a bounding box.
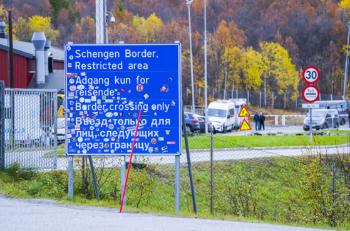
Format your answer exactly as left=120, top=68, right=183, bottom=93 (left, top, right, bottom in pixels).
left=186, top=0, right=195, bottom=113
left=343, top=21, right=350, bottom=99
left=103, top=0, right=116, bottom=44
left=105, top=11, right=116, bottom=44
left=204, top=0, right=208, bottom=133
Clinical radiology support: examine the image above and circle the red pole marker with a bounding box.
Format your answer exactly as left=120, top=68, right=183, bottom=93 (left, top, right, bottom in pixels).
left=119, top=109, right=142, bottom=213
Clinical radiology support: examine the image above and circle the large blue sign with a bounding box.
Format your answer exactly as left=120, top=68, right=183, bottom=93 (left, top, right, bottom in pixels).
left=64, top=44, right=181, bottom=156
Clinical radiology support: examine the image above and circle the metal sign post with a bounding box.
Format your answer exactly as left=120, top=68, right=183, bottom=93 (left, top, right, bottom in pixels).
left=64, top=43, right=182, bottom=211
left=210, top=124, right=214, bottom=214
left=68, top=156, right=74, bottom=199
left=182, top=107, right=197, bottom=215
left=301, top=66, right=321, bottom=143
left=309, top=108, right=312, bottom=142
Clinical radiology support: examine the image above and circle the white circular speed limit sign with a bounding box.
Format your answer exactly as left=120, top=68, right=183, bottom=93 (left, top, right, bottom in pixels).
left=302, top=85, right=320, bottom=103
left=302, top=66, right=320, bottom=84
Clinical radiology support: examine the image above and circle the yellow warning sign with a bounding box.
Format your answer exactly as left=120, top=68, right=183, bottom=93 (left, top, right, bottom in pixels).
left=239, top=119, right=252, bottom=131
left=238, top=105, right=250, bottom=117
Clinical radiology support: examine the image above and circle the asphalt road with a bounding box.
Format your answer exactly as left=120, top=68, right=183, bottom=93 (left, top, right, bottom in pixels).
left=55, top=142, right=350, bottom=169
left=0, top=196, right=328, bottom=231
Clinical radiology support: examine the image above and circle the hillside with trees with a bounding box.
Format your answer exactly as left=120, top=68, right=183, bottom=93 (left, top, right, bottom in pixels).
left=0, top=0, right=349, bottom=108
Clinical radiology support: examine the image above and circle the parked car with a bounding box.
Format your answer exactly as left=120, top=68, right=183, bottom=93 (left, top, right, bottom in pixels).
left=194, top=114, right=212, bottom=133
left=303, top=109, right=339, bottom=131
left=184, top=112, right=200, bottom=134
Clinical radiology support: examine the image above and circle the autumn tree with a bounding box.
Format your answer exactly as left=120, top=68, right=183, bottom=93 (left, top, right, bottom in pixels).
left=0, top=4, right=7, bottom=20
left=49, top=0, right=68, bottom=25
left=259, top=42, right=299, bottom=106
left=13, top=15, right=59, bottom=42
left=211, top=20, right=245, bottom=98
left=71, top=16, right=95, bottom=43
left=131, top=13, right=163, bottom=42
left=339, top=0, right=350, bottom=9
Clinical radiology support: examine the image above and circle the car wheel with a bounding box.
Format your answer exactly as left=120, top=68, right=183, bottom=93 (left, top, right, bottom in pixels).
left=223, top=126, right=227, bottom=133
left=341, top=118, right=346, bottom=125
left=322, top=123, right=328, bottom=129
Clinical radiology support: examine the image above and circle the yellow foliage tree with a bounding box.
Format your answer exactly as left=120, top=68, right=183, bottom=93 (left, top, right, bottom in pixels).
left=132, top=13, right=163, bottom=42
left=29, top=16, right=59, bottom=41
left=222, top=47, right=265, bottom=91
left=222, top=46, right=244, bottom=89
left=242, top=48, right=265, bottom=91
left=14, top=15, right=59, bottom=42
left=259, top=42, right=299, bottom=101
left=339, top=0, right=350, bottom=9
left=0, top=4, right=7, bottom=20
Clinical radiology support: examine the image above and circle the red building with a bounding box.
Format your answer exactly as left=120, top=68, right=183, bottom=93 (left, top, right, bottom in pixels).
left=0, top=38, right=64, bottom=89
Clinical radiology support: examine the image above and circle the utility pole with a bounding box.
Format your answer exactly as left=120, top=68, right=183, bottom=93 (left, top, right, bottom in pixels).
left=186, top=0, right=195, bottom=113
left=343, top=22, right=350, bottom=99
left=96, top=0, right=104, bottom=44
left=204, top=0, right=208, bottom=132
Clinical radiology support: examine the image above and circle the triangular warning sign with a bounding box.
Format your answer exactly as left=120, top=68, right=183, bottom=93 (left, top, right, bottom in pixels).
left=238, top=105, right=250, bottom=117
left=239, top=119, right=252, bottom=131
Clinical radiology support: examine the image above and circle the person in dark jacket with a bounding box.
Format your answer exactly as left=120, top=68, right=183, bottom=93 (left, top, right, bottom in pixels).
left=253, top=112, right=260, bottom=130
left=259, top=112, right=265, bottom=130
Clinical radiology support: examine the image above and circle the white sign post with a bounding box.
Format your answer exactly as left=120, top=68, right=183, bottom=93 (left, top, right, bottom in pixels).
left=302, top=66, right=320, bottom=142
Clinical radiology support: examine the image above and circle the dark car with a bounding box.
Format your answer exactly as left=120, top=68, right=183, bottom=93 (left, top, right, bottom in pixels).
left=184, top=112, right=200, bottom=134
left=194, top=114, right=212, bottom=133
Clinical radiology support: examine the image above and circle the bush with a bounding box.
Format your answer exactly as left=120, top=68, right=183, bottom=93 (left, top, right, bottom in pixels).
left=5, top=163, right=36, bottom=182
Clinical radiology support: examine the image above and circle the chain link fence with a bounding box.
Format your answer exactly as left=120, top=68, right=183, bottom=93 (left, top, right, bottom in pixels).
left=197, top=89, right=344, bottom=109
left=1, top=88, right=58, bottom=169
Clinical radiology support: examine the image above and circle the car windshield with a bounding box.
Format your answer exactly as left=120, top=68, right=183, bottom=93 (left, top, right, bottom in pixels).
left=306, top=112, right=324, bottom=118
left=197, top=117, right=205, bottom=122
left=208, top=109, right=226, bottom=117
left=185, top=113, right=194, bottom=119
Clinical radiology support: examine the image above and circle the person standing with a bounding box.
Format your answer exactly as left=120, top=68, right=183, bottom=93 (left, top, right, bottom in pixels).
left=260, top=112, right=265, bottom=130
left=253, top=112, right=260, bottom=130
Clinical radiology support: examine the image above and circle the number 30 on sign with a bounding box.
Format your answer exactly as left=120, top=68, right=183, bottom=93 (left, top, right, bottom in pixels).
left=302, top=66, right=320, bottom=84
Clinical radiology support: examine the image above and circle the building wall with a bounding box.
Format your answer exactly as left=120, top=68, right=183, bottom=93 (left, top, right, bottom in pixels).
left=0, top=50, right=33, bottom=88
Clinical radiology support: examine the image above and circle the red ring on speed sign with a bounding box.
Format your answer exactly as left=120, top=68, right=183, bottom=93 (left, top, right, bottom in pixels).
left=302, top=66, right=320, bottom=84
left=302, top=85, right=320, bottom=103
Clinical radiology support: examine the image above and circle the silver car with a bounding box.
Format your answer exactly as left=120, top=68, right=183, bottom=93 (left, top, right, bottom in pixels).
left=303, top=109, right=339, bottom=131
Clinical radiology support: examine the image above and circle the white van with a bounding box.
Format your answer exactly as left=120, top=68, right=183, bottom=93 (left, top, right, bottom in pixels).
left=207, top=100, right=236, bottom=133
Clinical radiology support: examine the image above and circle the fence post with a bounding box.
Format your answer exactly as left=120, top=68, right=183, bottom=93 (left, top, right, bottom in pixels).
left=259, top=91, right=262, bottom=108
left=210, top=125, right=214, bottom=214
left=53, top=91, right=58, bottom=169
left=247, top=90, right=250, bottom=106
left=331, top=162, right=337, bottom=227
left=282, top=115, right=286, bottom=126
left=0, top=81, right=4, bottom=169
left=275, top=115, right=279, bottom=126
